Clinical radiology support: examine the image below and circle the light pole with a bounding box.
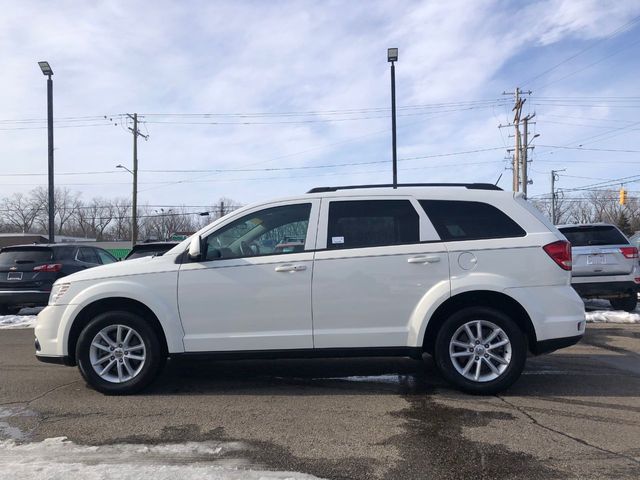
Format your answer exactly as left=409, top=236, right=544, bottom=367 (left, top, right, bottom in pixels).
left=116, top=164, right=137, bottom=247
left=38, top=61, right=55, bottom=242
left=387, top=48, right=398, bottom=188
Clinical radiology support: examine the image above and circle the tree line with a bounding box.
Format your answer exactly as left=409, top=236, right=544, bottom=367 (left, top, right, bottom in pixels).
left=0, top=187, right=239, bottom=241
left=2, top=186, right=638, bottom=241
left=532, top=189, right=640, bottom=234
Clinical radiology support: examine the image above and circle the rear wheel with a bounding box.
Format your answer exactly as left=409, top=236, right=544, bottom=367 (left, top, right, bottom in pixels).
left=76, top=311, right=164, bottom=395
left=434, top=307, right=527, bottom=395
left=609, top=294, right=637, bottom=312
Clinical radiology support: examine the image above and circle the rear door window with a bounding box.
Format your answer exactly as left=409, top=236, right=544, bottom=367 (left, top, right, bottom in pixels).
left=559, top=226, right=628, bottom=246
left=419, top=200, right=525, bottom=241
left=327, top=200, right=419, bottom=249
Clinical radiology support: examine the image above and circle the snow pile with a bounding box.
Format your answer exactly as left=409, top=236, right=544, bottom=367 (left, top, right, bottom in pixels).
left=0, top=437, right=324, bottom=480
left=0, top=314, right=37, bottom=329
left=585, top=310, right=640, bottom=324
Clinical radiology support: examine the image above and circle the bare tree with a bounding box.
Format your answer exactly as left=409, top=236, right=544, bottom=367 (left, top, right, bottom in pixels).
left=0, top=192, right=42, bottom=233
left=108, top=198, right=131, bottom=241
left=74, top=198, right=113, bottom=240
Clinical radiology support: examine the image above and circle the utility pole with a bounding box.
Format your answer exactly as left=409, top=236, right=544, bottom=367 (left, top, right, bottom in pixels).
left=513, top=89, right=522, bottom=192
left=550, top=169, right=565, bottom=225
left=126, top=113, right=148, bottom=248
left=521, top=113, right=536, bottom=198
left=500, top=88, right=531, bottom=192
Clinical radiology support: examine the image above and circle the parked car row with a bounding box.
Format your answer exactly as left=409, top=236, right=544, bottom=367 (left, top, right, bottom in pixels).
left=0, top=242, right=177, bottom=314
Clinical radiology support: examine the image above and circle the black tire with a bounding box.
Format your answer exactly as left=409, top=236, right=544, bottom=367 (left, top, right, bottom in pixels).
left=609, top=294, right=637, bottom=312
left=434, top=307, right=527, bottom=395
left=0, top=305, right=18, bottom=315
left=76, top=310, right=165, bottom=395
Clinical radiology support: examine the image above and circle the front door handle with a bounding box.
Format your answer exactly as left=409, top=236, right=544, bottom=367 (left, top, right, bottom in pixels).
left=407, top=256, right=441, bottom=264
left=275, top=264, right=307, bottom=272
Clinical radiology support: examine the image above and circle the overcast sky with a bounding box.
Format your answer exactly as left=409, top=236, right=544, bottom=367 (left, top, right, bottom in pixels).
left=1, top=0, right=640, bottom=210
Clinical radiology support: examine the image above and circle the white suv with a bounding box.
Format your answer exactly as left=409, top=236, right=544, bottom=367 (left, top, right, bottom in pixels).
left=35, top=184, right=585, bottom=395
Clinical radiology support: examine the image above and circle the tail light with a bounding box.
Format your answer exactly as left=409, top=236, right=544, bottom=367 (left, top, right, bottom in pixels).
left=33, top=263, right=62, bottom=273
left=543, top=240, right=572, bottom=271
left=619, top=246, right=638, bottom=259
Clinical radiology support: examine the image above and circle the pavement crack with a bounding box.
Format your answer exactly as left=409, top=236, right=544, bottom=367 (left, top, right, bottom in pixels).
left=496, top=395, right=640, bottom=466
left=0, top=380, right=81, bottom=408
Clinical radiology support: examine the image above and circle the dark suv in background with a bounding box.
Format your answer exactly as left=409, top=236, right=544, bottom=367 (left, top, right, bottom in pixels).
left=558, top=223, right=639, bottom=311
left=0, top=244, right=117, bottom=314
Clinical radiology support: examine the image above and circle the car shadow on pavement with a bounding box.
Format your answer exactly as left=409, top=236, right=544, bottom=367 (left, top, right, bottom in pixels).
left=143, top=351, right=640, bottom=398
left=146, top=355, right=441, bottom=396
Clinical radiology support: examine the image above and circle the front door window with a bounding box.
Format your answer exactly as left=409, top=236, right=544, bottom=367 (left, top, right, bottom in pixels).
left=203, top=203, right=312, bottom=261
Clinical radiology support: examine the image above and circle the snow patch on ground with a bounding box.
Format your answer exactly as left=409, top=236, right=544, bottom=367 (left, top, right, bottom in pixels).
left=0, top=314, right=37, bottom=329
left=0, top=436, right=323, bottom=480
left=584, top=299, right=640, bottom=323
left=0, top=307, right=41, bottom=329
left=585, top=310, right=640, bottom=324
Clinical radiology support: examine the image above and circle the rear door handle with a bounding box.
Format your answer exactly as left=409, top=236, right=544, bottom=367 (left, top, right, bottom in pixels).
left=407, top=256, right=441, bottom=264
left=275, top=264, right=307, bottom=272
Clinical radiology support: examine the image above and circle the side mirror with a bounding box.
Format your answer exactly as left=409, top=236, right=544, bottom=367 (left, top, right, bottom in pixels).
left=188, top=235, right=202, bottom=261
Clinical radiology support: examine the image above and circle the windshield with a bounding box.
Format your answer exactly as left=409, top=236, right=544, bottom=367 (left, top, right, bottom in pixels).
left=560, top=226, right=628, bottom=246
left=0, top=248, right=53, bottom=266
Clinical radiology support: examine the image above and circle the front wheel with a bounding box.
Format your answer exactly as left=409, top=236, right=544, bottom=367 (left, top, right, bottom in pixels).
left=76, top=311, right=164, bottom=395
left=434, top=307, right=527, bottom=395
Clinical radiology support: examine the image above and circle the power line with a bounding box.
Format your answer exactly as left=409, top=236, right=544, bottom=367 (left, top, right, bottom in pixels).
left=535, top=36, right=640, bottom=90
left=521, top=13, right=640, bottom=87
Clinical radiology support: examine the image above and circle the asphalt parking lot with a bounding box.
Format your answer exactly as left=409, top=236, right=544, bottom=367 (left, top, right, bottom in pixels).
left=1, top=324, right=639, bottom=479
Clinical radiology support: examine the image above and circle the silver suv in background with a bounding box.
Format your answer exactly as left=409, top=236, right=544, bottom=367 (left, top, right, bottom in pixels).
left=558, top=223, right=639, bottom=312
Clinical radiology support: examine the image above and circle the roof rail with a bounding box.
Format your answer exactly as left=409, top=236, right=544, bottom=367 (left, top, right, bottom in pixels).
left=307, top=183, right=503, bottom=193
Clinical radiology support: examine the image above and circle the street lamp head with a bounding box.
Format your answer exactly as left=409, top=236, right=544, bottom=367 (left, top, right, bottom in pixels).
left=38, top=61, right=53, bottom=76
left=116, top=164, right=133, bottom=175
left=387, top=48, right=398, bottom=62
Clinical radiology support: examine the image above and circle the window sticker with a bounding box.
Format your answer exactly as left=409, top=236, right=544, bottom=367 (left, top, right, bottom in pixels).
left=331, top=236, right=345, bottom=244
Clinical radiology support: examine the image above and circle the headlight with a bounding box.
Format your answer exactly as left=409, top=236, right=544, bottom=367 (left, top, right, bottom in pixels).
left=49, top=283, right=70, bottom=305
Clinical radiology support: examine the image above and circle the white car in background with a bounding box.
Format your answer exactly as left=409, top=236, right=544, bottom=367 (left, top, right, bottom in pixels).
left=35, top=184, right=585, bottom=395
left=558, top=223, right=639, bottom=312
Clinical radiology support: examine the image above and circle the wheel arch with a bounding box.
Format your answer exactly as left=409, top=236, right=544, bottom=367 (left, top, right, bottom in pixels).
left=67, top=297, right=169, bottom=365
left=422, top=290, right=537, bottom=355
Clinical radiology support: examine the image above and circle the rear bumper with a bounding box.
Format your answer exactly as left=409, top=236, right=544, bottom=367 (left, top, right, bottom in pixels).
left=571, top=280, right=637, bottom=299
left=0, top=290, right=50, bottom=308
left=532, top=333, right=583, bottom=355
left=505, top=284, right=586, bottom=342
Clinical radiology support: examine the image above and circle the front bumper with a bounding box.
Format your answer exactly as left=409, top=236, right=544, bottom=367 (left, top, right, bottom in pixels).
left=33, top=304, right=69, bottom=358
left=0, top=290, right=50, bottom=308
left=35, top=353, right=74, bottom=366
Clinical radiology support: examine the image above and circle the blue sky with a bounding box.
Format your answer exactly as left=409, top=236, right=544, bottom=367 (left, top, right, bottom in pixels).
left=1, top=0, right=640, bottom=209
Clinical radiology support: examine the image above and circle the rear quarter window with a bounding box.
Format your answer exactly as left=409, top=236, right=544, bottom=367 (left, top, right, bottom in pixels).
left=559, top=226, right=628, bottom=246
left=419, top=200, right=526, bottom=241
